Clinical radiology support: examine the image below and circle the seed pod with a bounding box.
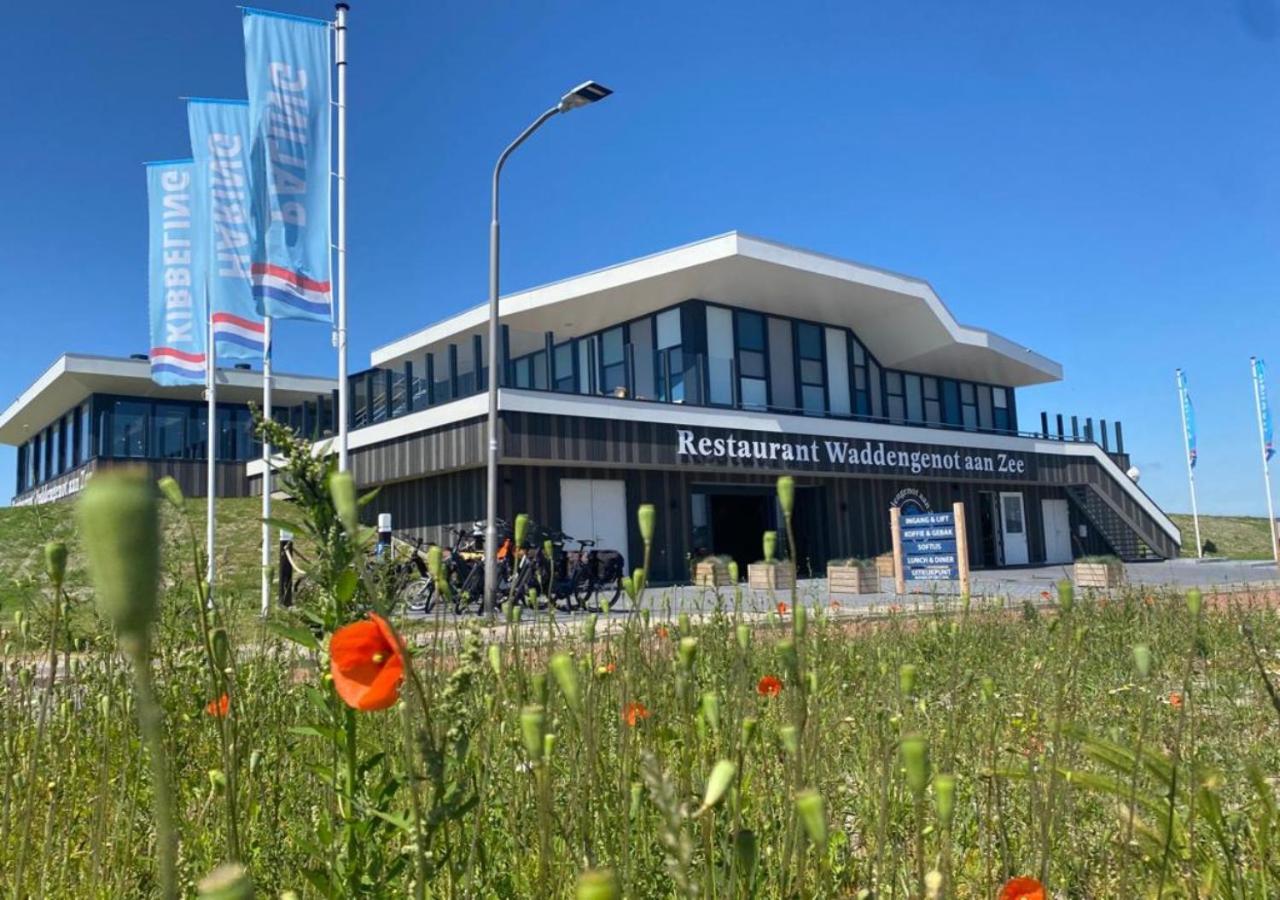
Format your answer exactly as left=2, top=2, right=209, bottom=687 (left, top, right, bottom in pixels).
left=328, top=471, right=358, bottom=536
left=78, top=469, right=159, bottom=638
left=584, top=613, right=597, bottom=642
left=514, top=513, right=530, bottom=549
left=637, top=504, right=656, bottom=544
left=1057, top=580, right=1074, bottom=613
left=762, top=531, right=778, bottom=563
left=487, top=644, right=502, bottom=677
left=701, top=691, right=721, bottom=733
left=208, top=768, right=227, bottom=794
left=1187, top=588, right=1203, bottom=617
left=698, top=759, right=736, bottom=814
left=741, top=716, right=759, bottom=746
left=576, top=868, right=621, bottom=900
left=629, top=781, right=644, bottom=820
left=776, top=476, right=796, bottom=517
left=543, top=732, right=557, bottom=758
left=901, top=734, right=930, bottom=795
left=980, top=675, right=995, bottom=702
left=678, top=637, right=699, bottom=671
left=621, top=574, right=635, bottom=601
left=780, top=724, right=799, bottom=756
left=157, top=475, right=185, bottom=509
left=1133, top=643, right=1151, bottom=679
left=44, top=541, right=67, bottom=591
left=796, top=789, right=827, bottom=845
left=211, top=627, right=232, bottom=673
left=196, top=863, right=254, bottom=900
left=549, top=653, right=581, bottom=714
left=678, top=612, right=691, bottom=636
left=532, top=672, right=548, bottom=706
left=520, top=705, right=546, bottom=762
left=933, top=773, right=956, bottom=827
left=899, top=663, right=918, bottom=698
left=736, top=623, right=750, bottom=652
left=793, top=603, right=807, bottom=640
left=776, top=638, right=799, bottom=676
left=727, top=560, right=740, bottom=584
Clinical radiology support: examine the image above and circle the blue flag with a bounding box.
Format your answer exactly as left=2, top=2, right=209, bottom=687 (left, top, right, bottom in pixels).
left=244, top=8, right=333, bottom=322
left=1178, top=369, right=1197, bottom=469
left=1257, top=358, right=1275, bottom=463
left=188, top=99, right=266, bottom=360
left=147, top=159, right=206, bottom=385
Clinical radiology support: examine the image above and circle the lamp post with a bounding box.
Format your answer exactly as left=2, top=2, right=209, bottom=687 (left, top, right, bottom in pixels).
left=483, top=80, right=612, bottom=617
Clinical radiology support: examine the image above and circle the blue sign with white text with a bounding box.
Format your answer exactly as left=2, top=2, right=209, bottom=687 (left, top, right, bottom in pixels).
left=900, top=511, right=960, bottom=581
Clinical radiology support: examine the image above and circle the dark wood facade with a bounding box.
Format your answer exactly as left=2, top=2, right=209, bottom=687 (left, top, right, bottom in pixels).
left=12, top=457, right=250, bottom=506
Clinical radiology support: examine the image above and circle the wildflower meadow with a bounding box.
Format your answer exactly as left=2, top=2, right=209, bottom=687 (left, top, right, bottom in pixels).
left=2, top=427, right=1279, bottom=898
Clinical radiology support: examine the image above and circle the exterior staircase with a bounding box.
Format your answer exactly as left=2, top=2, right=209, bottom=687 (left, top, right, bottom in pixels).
left=1064, top=483, right=1164, bottom=561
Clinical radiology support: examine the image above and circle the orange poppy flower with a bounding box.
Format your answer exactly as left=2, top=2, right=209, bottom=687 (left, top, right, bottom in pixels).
left=998, top=877, right=1045, bottom=900
left=776, top=601, right=789, bottom=615
left=1040, top=590, right=1051, bottom=601
left=329, top=613, right=405, bottom=711
left=655, top=625, right=669, bottom=640
left=757, top=674, right=782, bottom=697
left=623, top=701, right=650, bottom=727
left=204, top=693, right=229, bottom=718
left=1169, top=691, right=1183, bottom=710
left=829, top=600, right=840, bottom=610
left=604, top=662, right=617, bottom=674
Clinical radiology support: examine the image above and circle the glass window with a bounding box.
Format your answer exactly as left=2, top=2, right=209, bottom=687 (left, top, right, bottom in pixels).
left=370, top=372, right=388, bottom=424
left=351, top=374, right=368, bottom=428
left=768, top=317, right=795, bottom=412
left=1001, top=495, right=1025, bottom=534
left=532, top=351, right=549, bottom=391
left=941, top=380, right=960, bottom=426
left=49, top=421, right=62, bottom=475
left=824, top=328, right=851, bottom=416
left=62, top=414, right=74, bottom=472
left=797, top=322, right=822, bottom=360
left=960, top=382, right=978, bottom=430
left=78, top=403, right=91, bottom=464
left=152, top=403, right=189, bottom=459
left=735, top=311, right=767, bottom=410
left=390, top=370, right=408, bottom=418
left=554, top=342, right=576, bottom=393
left=977, top=385, right=994, bottom=431
left=904, top=374, right=923, bottom=423
left=923, top=377, right=941, bottom=424
left=655, top=308, right=681, bottom=349
left=17, top=443, right=26, bottom=492
left=886, top=371, right=905, bottom=424
left=992, top=387, right=1011, bottom=432
left=110, top=400, right=148, bottom=458
left=189, top=405, right=208, bottom=460
left=600, top=327, right=627, bottom=395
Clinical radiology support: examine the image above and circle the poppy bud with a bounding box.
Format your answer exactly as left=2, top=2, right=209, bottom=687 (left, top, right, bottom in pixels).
left=157, top=475, right=185, bottom=510
left=520, top=705, right=546, bottom=762
left=901, top=734, right=930, bottom=795
left=1133, top=643, right=1151, bottom=679
left=208, top=768, right=227, bottom=794
left=777, top=638, right=798, bottom=675
left=638, top=504, right=656, bottom=544
left=741, top=716, right=758, bottom=746
left=763, top=531, right=778, bottom=563
left=544, top=732, right=557, bottom=758
left=78, top=469, right=159, bottom=638
left=793, top=603, right=807, bottom=639
left=601, top=598, right=611, bottom=616
left=697, top=759, right=736, bottom=814
left=980, top=675, right=995, bottom=702
left=678, top=612, right=691, bottom=636
left=1187, top=588, right=1203, bottom=617
left=736, top=623, right=750, bottom=652
left=576, top=868, right=621, bottom=900
left=899, top=663, right=918, bottom=698
left=733, top=829, right=758, bottom=878
left=1057, top=580, right=1074, bottom=613
left=727, top=560, right=740, bottom=584
left=502, top=600, right=515, bottom=624
left=328, top=471, right=359, bottom=536
left=701, top=691, right=721, bottom=733
left=532, top=672, right=548, bottom=706
left=780, top=724, right=799, bottom=756
left=196, top=862, right=254, bottom=900
left=549, top=653, right=582, bottom=714
left=44, top=541, right=67, bottom=591
left=621, top=574, right=635, bottom=601
left=514, top=513, right=530, bottom=549
left=488, top=644, right=503, bottom=677
left=795, top=789, right=827, bottom=846
left=678, top=637, right=699, bottom=671
left=933, top=773, right=956, bottom=827
left=629, top=781, right=643, bottom=820
left=584, top=613, right=597, bottom=642
left=776, top=475, right=796, bottom=516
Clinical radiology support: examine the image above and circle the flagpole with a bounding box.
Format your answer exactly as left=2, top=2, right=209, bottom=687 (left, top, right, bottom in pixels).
left=260, top=315, right=273, bottom=616
left=207, top=310, right=219, bottom=597
left=334, top=2, right=349, bottom=472
left=1176, top=368, right=1203, bottom=559
left=1251, top=357, right=1279, bottom=563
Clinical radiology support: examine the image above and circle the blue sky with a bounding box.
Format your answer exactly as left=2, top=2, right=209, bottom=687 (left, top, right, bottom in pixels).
left=1, top=1, right=1278, bottom=515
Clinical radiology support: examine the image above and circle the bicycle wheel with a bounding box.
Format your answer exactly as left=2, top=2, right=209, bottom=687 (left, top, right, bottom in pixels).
left=399, top=577, right=435, bottom=615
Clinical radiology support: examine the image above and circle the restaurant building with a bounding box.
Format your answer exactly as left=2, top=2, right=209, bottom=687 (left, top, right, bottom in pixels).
left=1, top=354, right=336, bottom=505
left=249, top=232, right=1180, bottom=581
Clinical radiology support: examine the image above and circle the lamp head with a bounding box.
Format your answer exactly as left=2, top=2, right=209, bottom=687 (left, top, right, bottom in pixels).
left=558, top=81, right=612, bottom=112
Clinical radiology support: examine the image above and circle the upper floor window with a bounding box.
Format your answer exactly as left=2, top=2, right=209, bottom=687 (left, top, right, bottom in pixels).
left=796, top=322, right=825, bottom=415
left=553, top=342, right=575, bottom=393
left=960, top=382, right=978, bottom=430
left=992, top=386, right=1011, bottom=432
left=109, top=400, right=148, bottom=458
left=735, top=311, right=768, bottom=410
left=600, top=327, right=626, bottom=395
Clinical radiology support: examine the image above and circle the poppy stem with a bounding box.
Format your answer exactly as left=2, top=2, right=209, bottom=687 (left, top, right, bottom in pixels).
left=122, top=633, right=178, bottom=900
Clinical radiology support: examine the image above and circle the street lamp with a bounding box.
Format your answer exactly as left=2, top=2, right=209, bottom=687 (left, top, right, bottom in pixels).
left=483, top=80, right=612, bottom=616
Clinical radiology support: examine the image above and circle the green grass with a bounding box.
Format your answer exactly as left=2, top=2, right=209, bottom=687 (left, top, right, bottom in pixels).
left=0, top=496, right=267, bottom=618
left=1169, top=512, right=1278, bottom=559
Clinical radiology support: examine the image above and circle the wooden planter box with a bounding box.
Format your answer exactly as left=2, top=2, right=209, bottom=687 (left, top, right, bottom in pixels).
left=1073, top=561, right=1124, bottom=589
left=693, top=559, right=732, bottom=588
left=875, top=553, right=896, bottom=578
left=748, top=561, right=796, bottom=591
left=828, top=563, right=880, bottom=594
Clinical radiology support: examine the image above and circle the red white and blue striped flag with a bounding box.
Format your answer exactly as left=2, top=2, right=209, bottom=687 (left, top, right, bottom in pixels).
left=146, top=159, right=207, bottom=385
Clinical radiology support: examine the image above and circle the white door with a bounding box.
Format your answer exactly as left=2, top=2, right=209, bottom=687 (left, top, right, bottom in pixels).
left=1041, top=498, right=1072, bottom=564
left=999, top=492, right=1029, bottom=566
left=559, top=479, right=629, bottom=567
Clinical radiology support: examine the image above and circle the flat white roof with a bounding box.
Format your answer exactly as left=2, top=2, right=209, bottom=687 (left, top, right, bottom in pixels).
left=372, top=232, right=1062, bottom=387
left=0, top=354, right=337, bottom=445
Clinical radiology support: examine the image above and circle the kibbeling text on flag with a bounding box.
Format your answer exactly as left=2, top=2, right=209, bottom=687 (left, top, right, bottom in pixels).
left=147, top=160, right=207, bottom=386
left=244, top=9, right=333, bottom=323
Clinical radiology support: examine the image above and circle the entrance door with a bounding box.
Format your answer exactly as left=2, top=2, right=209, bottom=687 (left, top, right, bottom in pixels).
left=999, top=492, right=1029, bottom=566
left=709, top=492, right=773, bottom=576
left=1041, top=498, right=1072, bottom=564
left=559, top=479, right=629, bottom=568
left=978, top=491, right=1003, bottom=567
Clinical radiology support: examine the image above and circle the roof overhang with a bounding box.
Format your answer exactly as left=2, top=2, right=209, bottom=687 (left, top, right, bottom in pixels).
left=0, top=354, right=337, bottom=445
left=371, top=232, right=1062, bottom=387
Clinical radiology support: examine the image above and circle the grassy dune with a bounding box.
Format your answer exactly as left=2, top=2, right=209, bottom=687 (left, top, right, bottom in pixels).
left=1169, top=512, right=1278, bottom=559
